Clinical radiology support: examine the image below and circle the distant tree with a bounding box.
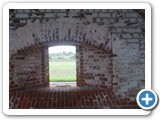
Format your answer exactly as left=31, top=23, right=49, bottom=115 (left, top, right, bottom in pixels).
left=62, top=51, right=66, bottom=55
left=49, top=55, right=54, bottom=61
left=58, top=56, right=64, bottom=60
left=49, top=56, right=51, bottom=61
left=70, top=54, right=76, bottom=59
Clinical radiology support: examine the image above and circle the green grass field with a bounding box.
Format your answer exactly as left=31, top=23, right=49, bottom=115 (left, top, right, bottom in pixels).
left=49, top=61, right=76, bottom=82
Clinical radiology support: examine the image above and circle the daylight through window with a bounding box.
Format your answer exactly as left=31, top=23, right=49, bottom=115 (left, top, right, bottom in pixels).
left=48, top=46, right=76, bottom=84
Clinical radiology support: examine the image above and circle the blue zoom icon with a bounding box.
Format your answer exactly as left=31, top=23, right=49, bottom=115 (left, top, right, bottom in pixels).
left=137, top=89, right=158, bottom=110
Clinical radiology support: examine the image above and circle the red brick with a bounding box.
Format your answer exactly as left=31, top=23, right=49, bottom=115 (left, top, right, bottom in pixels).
left=128, top=101, right=137, bottom=105
left=9, top=86, right=138, bottom=109
left=112, top=83, right=118, bottom=86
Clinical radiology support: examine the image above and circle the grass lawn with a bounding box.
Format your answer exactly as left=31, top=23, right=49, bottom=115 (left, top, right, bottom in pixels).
left=49, top=61, right=76, bottom=82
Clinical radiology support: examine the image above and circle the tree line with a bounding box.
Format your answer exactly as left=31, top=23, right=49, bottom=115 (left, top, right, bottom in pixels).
left=49, top=52, right=76, bottom=61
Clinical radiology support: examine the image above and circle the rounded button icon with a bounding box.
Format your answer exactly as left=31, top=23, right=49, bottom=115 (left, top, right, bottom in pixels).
left=136, top=89, right=158, bottom=110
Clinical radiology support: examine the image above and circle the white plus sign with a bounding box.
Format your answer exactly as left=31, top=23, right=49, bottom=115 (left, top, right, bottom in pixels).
left=142, top=93, right=153, bottom=105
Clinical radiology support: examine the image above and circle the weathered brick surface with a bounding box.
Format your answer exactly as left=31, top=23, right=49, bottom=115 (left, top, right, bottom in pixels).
left=9, top=86, right=139, bottom=109
left=9, top=9, right=145, bottom=108
left=9, top=45, right=48, bottom=91
left=80, top=45, right=112, bottom=88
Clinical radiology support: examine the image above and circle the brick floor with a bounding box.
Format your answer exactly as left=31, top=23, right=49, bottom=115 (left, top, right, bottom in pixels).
left=9, top=85, right=140, bottom=109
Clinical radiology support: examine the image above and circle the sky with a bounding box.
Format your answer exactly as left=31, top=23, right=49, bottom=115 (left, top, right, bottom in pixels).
left=48, top=45, right=76, bottom=54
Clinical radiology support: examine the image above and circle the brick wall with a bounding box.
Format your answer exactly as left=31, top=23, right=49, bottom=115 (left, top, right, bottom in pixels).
left=9, top=45, right=48, bottom=91
left=9, top=9, right=145, bottom=103
left=78, top=45, right=113, bottom=88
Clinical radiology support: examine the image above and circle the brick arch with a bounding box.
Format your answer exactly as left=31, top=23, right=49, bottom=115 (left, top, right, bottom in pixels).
left=9, top=38, right=114, bottom=91
left=9, top=21, right=113, bottom=89
left=9, top=21, right=112, bottom=57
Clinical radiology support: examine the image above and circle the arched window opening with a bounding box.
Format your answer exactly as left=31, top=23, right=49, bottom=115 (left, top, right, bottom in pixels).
left=48, top=45, right=76, bottom=86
